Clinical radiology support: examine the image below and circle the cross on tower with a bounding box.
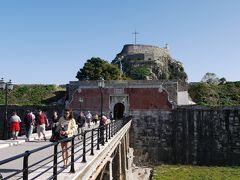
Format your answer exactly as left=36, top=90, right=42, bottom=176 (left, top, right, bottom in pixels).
left=132, top=30, right=139, bottom=45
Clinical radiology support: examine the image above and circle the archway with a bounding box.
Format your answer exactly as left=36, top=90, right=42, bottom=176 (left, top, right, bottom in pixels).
left=114, top=103, right=125, bottom=119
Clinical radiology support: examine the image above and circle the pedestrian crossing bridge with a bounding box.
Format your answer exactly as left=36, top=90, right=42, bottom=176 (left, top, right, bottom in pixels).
left=0, top=118, right=134, bottom=180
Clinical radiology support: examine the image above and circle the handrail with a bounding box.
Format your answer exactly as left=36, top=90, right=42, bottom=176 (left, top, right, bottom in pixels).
left=0, top=117, right=131, bottom=180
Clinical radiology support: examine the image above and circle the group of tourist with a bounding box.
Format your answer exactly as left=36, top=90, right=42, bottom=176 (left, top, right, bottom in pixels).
left=9, top=109, right=113, bottom=141
left=9, top=109, right=49, bottom=141
left=8, top=106, right=129, bottom=174
left=48, top=109, right=113, bottom=168
left=9, top=108, right=113, bottom=168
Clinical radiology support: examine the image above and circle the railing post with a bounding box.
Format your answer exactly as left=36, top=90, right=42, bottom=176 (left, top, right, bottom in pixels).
left=105, top=124, right=108, bottom=142
left=97, top=128, right=100, bottom=150
left=90, top=130, right=94, bottom=155
left=82, top=132, right=86, bottom=163
left=108, top=123, right=111, bottom=139
left=111, top=121, right=113, bottom=137
left=53, top=142, right=58, bottom=180
left=115, top=121, right=117, bottom=135
left=70, top=136, right=75, bottom=173
left=99, top=125, right=104, bottom=146
left=23, top=150, right=30, bottom=180
left=113, top=121, right=116, bottom=135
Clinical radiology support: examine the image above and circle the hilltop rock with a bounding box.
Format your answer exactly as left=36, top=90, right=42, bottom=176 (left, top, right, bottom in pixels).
left=112, top=44, right=187, bottom=81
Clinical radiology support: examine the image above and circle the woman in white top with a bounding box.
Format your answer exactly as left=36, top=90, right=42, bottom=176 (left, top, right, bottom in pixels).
left=10, top=111, right=21, bottom=140
left=58, top=108, right=77, bottom=168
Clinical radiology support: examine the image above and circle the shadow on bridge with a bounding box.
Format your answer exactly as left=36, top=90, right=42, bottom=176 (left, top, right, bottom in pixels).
left=0, top=117, right=132, bottom=180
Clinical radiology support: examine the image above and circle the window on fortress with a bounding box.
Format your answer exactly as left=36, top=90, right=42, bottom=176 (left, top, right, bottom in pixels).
left=148, top=58, right=151, bottom=60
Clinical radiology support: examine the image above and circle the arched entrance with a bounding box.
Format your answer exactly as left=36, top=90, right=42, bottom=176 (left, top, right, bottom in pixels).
left=114, top=103, right=125, bottom=119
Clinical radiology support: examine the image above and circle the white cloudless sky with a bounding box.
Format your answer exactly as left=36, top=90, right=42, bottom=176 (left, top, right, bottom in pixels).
left=0, top=0, right=239, bottom=84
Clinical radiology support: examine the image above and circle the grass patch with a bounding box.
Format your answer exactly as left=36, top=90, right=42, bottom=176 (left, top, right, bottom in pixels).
left=153, top=165, right=240, bottom=180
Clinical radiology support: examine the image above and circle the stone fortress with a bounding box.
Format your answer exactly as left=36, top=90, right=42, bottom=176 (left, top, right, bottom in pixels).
left=112, top=44, right=187, bottom=81
left=68, top=44, right=240, bottom=166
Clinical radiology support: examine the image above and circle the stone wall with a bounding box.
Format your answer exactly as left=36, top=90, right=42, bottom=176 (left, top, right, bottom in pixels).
left=119, top=44, right=170, bottom=59
left=130, top=106, right=240, bottom=166
left=68, top=80, right=178, bottom=104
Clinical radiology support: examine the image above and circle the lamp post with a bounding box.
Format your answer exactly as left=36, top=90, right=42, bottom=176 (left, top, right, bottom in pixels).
left=98, top=77, right=105, bottom=145
left=0, top=78, right=14, bottom=139
left=97, top=77, right=105, bottom=119
left=79, top=97, right=83, bottom=113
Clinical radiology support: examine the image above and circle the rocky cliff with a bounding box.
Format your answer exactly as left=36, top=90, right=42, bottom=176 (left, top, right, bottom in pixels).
left=112, top=44, right=187, bottom=81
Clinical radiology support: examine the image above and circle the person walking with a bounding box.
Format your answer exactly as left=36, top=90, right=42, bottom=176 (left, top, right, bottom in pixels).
left=51, top=110, right=59, bottom=134
left=86, top=111, right=92, bottom=128
left=109, top=111, right=113, bottom=121
left=99, top=115, right=107, bottom=145
left=35, top=109, right=49, bottom=141
left=76, top=111, right=86, bottom=140
left=93, top=113, right=99, bottom=125
left=58, top=108, right=77, bottom=168
left=49, top=110, right=60, bottom=142
left=24, top=110, right=35, bottom=141
left=10, top=111, right=21, bottom=140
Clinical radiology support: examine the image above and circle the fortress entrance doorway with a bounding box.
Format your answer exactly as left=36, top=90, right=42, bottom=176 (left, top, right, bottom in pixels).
left=114, top=103, right=125, bottom=119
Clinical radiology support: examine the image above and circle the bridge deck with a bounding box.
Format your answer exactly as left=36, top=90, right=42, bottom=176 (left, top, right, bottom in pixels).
left=0, top=121, right=133, bottom=180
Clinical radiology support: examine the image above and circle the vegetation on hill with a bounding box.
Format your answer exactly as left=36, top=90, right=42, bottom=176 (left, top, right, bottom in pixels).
left=76, top=57, right=121, bottom=80
left=76, top=57, right=187, bottom=81
left=153, top=165, right=240, bottom=179
left=189, top=81, right=240, bottom=106
left=130, top=66, right=151, bottom=80
left=0, top=84, right=66, bottom=105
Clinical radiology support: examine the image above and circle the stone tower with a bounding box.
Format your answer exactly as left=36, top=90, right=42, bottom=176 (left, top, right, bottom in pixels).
left=112, top=44, right=187, bottom=81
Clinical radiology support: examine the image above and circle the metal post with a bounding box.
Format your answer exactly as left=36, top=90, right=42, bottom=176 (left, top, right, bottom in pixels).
left=82, top=132, right=86, bottom=163
left=97, top=128, right=100, bottom=150
left=111, top=122, right=113, bottom=137
left=90, top=130, right=94, bottom=155
left=53, top=143, right=58, bottom=180
left=101, top=125, right=105, bottom=146
left=109, top=123, right=111, bottom=139
left=100, top=87, right=103, bottom=120
left=23, top=151, right=30, bottom=180
left=70, top=137, right=75, bottom=173
left=105, top=124, right=108, bottom=142
left=80, top=101, right=81, bottom=113
left=100, top=87, right=104, bottom=145
left=78, top=98, right=83, bottom=140
left=98, top=78, right=105, bottom=146
left=4, top=88, right=8, bottom=140
left=113, top=121, right=115, bottom=135
left=0, top=79, right=13, bottom=140
left=79, top=97, right=83, bottom=113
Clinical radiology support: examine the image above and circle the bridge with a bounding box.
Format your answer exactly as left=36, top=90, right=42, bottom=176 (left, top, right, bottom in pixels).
left=0, top=118, right=149, bottom=180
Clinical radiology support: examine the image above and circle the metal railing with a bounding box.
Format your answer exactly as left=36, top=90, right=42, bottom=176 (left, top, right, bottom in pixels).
left=0, top=118, right=131, bottom=180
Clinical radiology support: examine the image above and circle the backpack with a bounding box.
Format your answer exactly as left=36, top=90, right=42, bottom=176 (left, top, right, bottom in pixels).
left=26, top=113, right=33, bottom=125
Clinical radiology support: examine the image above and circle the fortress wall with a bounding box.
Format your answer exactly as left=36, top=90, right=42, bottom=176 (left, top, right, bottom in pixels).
left=68, top=80, right=179, bottom=104
left=120, top=44, right=170, bottom=58
left=130, top=106, right=240, bottom=166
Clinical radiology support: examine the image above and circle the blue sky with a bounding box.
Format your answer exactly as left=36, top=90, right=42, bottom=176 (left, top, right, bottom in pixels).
left=0, top=0, right=239, bottom=84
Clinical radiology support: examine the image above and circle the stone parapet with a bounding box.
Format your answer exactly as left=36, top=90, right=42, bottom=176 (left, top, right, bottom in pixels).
left=130, top=106, right=240, bottom=166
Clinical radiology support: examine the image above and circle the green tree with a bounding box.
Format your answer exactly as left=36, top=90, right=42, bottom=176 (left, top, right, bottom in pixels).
left=129, top=66, right=150, bottom=80
left=188, top=81, right=240, bottom=106
left=188, top=82, right=219, bottom=106
left=201, top=72, right=220, bottom=84
left=76, top=57, right=121, bottom=80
